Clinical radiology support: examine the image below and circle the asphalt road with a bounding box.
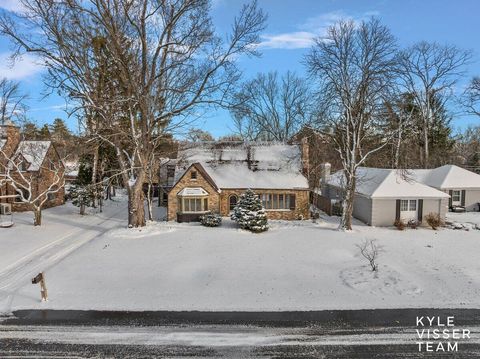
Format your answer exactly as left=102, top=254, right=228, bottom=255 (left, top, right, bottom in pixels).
left=1, top=309, right=480, bottom=358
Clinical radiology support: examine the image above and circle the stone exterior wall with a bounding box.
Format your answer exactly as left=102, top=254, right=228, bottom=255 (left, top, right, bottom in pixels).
left=219, top=188, right=310, bottom=220
left=167, top=165, right=220, bottom=221
left=167, top=165, right=310, bottom=221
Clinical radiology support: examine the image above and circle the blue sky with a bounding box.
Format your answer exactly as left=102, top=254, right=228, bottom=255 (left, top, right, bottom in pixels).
left=0, top=0, right=479, bottom=137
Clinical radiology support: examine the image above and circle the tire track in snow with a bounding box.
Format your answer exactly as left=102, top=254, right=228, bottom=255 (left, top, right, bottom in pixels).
left=0, top=205, right=126, bottom=296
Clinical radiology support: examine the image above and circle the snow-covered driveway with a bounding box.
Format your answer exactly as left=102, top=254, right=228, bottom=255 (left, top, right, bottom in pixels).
left=0, top=199, right=126, bottom=313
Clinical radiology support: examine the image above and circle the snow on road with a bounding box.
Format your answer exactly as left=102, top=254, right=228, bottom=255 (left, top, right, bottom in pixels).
left=0, top=198, right=127, bottom=313
left=3, top=208, right=480, bottom=312
left=2, top=324, right=478, bottom=347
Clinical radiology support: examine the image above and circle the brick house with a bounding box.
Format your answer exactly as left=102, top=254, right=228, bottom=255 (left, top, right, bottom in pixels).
left=0, top=122, right=65, bottom=211
left=167, top=142, right=310, bottom=222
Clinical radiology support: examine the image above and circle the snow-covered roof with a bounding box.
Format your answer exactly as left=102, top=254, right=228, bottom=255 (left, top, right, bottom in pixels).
left=200, top=162, right=309, bottom=189
left=328, top=167, right=449, bottom=199
left=179, top=143, right=301, bottom=170
left=65, top=161, right=79, bottom=177
left=177, top=187, right=209, bottom=196
left=15, top=141, right=51, bottom=171
left=410, top=165, right=480, bottom=190
left=175, top=143, right=308, bottom=190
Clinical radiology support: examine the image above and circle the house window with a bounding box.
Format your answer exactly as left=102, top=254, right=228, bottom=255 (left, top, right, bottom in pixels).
left=47, top=186, right=58, bottom=201
left=191, top=171, right=197, bottom=180
left=181, top=197, right=207, bottom=213
left=400, top=199, right=409, bottom=212
left=409, top=200, right=417, bottom=211
left=452, top=190, right=461, bottom=203
left=229, top=195, right=238, bottom=211
left=15, top=188, right=29, bottom=203
left=167, top=165, right=175, bottom=184
left=260, top=193, right=295, bottom=210
left=19, top=161, right=27, bottom=172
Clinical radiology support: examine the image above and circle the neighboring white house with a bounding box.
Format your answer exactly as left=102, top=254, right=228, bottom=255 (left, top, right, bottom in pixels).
left=323, top=167, right=450, bottom=226
left=411, top=165, right=480, bottom=212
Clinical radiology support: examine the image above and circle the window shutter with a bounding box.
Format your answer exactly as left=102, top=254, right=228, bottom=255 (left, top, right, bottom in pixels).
left=395, top=199, right=400, bottom=221
left=461, top=190, right=466, bottom=206
left=417, top=199, right=423, bottom=222
left=448, top=190, right=453, bottom=207
left=289, top=194, right=296, bottom=210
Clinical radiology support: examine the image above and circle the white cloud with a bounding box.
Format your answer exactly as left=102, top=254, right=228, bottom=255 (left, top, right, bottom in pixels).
left=0, top=0, right=26, bottom=13
left=258, top=31, right=316, bottom=50
left=0, top=52, right=44, bottom=80
left=259, top=10, right=380, bottom=50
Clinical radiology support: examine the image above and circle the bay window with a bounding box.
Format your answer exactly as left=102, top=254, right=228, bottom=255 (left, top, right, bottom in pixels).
left=177, top=187, right=209, bottom=213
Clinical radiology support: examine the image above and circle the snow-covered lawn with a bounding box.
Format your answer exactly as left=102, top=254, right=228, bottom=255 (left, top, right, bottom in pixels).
left=447, top=211, right=480, bottom=226
left=3, top=202, right=480, bottom=313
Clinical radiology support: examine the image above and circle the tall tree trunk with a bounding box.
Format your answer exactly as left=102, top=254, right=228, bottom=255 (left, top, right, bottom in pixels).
left=423, top=121, right=429, bottom=168
left=127, top=170, right=146, bottom=228
left=91, top=145, right=99, bottom=208
left=340, top=172, right=355, bottom=231
left=128, top=186, right=146, bottom=227
left=80, top=203, right=85, bottom=215
left=146, top=182, right=153, bottom=221
left=394, top=125, right=403, bottom=169
left=33, top=207, right=42, bottom=226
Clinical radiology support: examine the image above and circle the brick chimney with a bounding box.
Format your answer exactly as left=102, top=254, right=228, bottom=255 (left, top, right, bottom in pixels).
left=0, top=120, right=21, bottom=159
left=320, top=162, right=331, bottom=186
left=301, top=137, right=309, bottom=177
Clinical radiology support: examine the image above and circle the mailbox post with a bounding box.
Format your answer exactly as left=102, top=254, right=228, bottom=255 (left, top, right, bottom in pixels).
left=32, top=272, right=48, bottom=301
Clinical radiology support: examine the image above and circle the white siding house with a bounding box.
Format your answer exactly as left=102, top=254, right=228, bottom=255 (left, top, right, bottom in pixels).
left=411, top=165, right=480, bottom=212
left=325, top=168, right=450, bottom=227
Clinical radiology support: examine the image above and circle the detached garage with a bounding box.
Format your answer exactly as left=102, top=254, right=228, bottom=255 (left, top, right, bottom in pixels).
left=324, top=168, right=450, bottom=227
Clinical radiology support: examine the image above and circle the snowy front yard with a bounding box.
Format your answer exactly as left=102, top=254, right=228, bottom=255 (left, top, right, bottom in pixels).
left=2, top=201, right=480, bottom=313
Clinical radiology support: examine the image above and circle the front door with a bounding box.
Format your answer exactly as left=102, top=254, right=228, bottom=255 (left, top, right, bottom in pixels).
left=400, top=199, right=417, bottom=221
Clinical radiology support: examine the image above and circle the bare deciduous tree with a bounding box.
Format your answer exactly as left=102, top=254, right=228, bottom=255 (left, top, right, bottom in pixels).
left=1, top=0, right=266, bottom=227
left=397, top=42, right=471, bottom=167
left=463, top=77, right=480, bottom=117
left=0, top=78, right=28, bottom=125
left=306, top=18, right=398, bottom=230
left=0, top=144, right=65, bottom=226
left=231, top=71, right=312, bottom=141
left=357, top=239, right=379, bottom=272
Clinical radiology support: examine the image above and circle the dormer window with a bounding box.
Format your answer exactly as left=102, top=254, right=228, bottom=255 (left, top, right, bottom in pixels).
left=191, top=171, right=197, bottom=180
left=19, top=160, right=27, bottom=172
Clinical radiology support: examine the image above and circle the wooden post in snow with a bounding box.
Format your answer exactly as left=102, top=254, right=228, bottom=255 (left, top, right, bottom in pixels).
left=32, top=272, right=48, bottom=301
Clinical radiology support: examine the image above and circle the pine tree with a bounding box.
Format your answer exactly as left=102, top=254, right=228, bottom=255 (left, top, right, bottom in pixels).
left=37, top=124, right=51, bottom=140
left=22, top=122, right=39, bottom=140
left=51, top=118, right=71, bottom=144
left=76, top=154, right=93, bottom=186
left=70, top=184, right=95, bottom=215
left=231, top=189, right=268, bottom=233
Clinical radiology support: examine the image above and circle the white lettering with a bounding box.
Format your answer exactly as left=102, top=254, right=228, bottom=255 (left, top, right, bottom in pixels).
left=447, top=316, right=454, bottom=327
left=448, top=342, right=458, bottom=351
left=416, top=316, right=424, bottom=326
left=416, top=329, right=426, bottom=339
